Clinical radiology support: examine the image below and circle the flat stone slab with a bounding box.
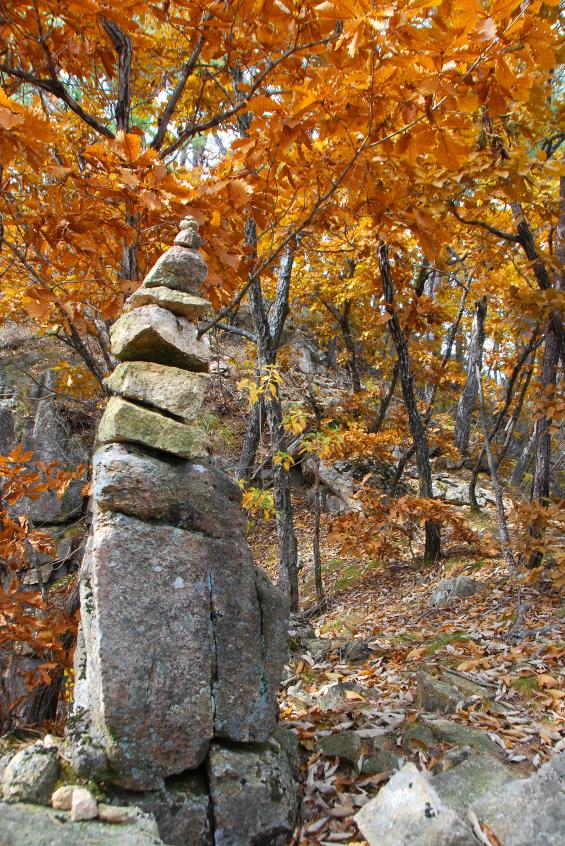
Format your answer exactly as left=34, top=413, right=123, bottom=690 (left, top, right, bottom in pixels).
left=125, top=287, right=210, bottom=319
left=98, top=396, right=207, bottom=459
left=0, top=802, right=164, bottom=845
left=142, top=245, right=207, bottom=293
left=110, top=305, right=210, bottom=371
left=93, top=444, right=246, bottom=538
left=105, top=362, right=208, bottom=423
left=75, top=511, right=287, bottom=788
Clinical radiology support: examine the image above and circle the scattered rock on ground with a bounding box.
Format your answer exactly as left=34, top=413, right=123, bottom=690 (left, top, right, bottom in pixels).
left=2, top=744, right=59, bottom=805
left=429, top=576, right=480, bottom=607
left=319, top=732, right=362, bottom=766
left=471, top=751, right=565, bottom=846
left=431, top=754, right=517, bottom=818
left=425, top=719, right=501, bottom=755
left=354, top=762, right=475, bottom=846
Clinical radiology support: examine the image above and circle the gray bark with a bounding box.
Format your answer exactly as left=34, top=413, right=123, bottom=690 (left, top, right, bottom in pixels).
left=379, top=244, right=441, bottom=562
left=455, top=295, right=488, bottom=455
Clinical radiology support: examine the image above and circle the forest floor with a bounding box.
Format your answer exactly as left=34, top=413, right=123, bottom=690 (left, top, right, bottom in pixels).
left=247, top=486, right=565, bottom=846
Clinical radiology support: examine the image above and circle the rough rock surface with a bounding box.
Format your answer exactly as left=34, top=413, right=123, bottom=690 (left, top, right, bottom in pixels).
left=471, top=751, right=565, bottom=846
left=431, top=754, right=516, bottom=817
left=71, top=787, right=98, bottom=821
left=141, top=245, right=208, bottom=293
left=97, top=396, right=207, bottom=459
left=110, top=772, right=212, bottom=846
left=207, top=740, right=299, bottom=846
left=2, top=744, right=58, bottom=804
left=93, top=445, right=246, bottom=537
left=74, top=508, right=287, bottom=788
left=425, top=719, right=501, bottom=755
left=66, top=214, right=295, bottom=836
left=110, top=305, right=210, bottom=371
left=105, top=361, right=208, bottom=422
left=354, top=763, right=475, bottom=846
left=0, top=802, right=164, bottom=845
left=125, top=287, right=210, bottom=318
left=429, top=576, right=479, bottom=607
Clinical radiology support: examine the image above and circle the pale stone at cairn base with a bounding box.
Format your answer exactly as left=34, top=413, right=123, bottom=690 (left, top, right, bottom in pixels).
left=110, top=305, right=210, bottom=372
left=105, top=361, right=209, bottom=422
left=97, top=396, right=207, bottom=459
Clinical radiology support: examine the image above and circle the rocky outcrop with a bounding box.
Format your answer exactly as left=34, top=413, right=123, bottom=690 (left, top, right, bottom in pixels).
left=66, top=216, right=296, bottom=843
left=355, top=752, right=565, bottom=846
left=0, top=801, right=165, bottom=845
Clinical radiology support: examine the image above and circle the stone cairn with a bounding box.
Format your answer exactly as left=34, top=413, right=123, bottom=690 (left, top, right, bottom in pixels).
left=66, top=218, right=298, bottom=845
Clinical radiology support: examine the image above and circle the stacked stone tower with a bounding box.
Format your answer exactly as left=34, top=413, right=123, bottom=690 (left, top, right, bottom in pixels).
left=68, top=219, right=297, bottom=845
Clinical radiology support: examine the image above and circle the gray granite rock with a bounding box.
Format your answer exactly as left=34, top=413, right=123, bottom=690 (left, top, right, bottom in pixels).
left=110, top=771, right=212, bottom=846
left=141, top=246, right=207, bottom=294
left=471, top=751, right=565, bottom=846
left=361, top=749, right=402, bottom=775
left=207, top=740, right=298, bottom=846
left=75, top=516, right=214, bottom=788
left=74, top=510, right=287, bottom=788
left=92, top=444, right=246, bottom=538
left=97, top=396, right=207, bottom=459
left=319, top=731, right=362, bottom=766
left=105, top=361, right=209, bottom=422
left=2, top=744, right=59, bottom=804
left=110, top=305, right=210, bottom=371
left=430, top=577, right=479, bottom=608
left=431, top=754, right=516, bottom=818
left=0, top=801, right=164, bottom=845
left=425, top=719, right=501, bottom=755
left=354, top=763, right=475, bottom=846
left=416, top=671, right=466, bottom=714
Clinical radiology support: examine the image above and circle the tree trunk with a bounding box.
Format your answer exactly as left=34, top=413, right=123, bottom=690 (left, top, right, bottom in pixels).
left=527, top=160, right=564, bottom=566
left=476, top=365, right=516, bottom=570
left=379, top=244, right=441, bottom=562
left=455, top=295, right=488, bottom=455
left=469, top=331, right=539, bottom=509
left=245, top=218, right=299, bottom=607
left=238, top=397, right=265, bottom=481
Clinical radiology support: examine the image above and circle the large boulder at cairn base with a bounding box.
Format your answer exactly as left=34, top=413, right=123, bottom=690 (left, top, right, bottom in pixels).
left=78, top=516, right=214, bottom=788
left=105, top=361, right=209, bottom=422
left=141, top=245, right=207, bottom=293
left=98, top=396, right=207, bottom=459
left=125, top=287, right=210, bottom=319
left=74, top=506, right=288, bottom=789
left=110, top=305, right=210, bottom=371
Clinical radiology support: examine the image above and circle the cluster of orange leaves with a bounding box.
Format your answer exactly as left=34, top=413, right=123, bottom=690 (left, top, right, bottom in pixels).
left=0, top=447, right=82, bottom=725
